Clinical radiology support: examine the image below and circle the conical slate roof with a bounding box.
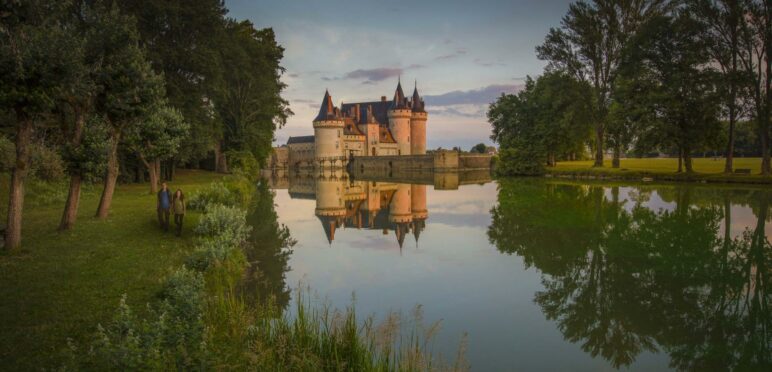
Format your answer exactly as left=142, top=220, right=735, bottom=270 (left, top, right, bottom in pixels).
left=411, top=82, right=425, bottom=112
left=392, top=79, right=407, bottom=109
left=314, top=90, right=340, bottom=121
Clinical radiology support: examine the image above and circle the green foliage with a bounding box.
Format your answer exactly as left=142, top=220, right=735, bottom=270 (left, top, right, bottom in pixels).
left=128, top=105, right=189, bottom=164
left=213, top=22, right=291, bottom=164
left=82, top=268, right=206, bottom=370
left=187, top=182, right=239, bottom=211
left=470, top=143, right=487, bottom=154
left=489, top=72, right=592, bottom=175
left=194, top=204, right=252, bottom=243
left=61, top=115, right=110, bottom=182
left=29, top=143, right=65, bottom=181
left=617, top=12, right=722, bottom=170
left=0, top=136, right=15, bottom=172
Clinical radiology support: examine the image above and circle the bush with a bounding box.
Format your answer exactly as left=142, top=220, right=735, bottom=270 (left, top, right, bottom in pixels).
left=495, top=147, right=545, bottom=176
left=30, top=143, right=66, bottom=181
left=187, top=182, right=237, bottom=210
left=81, top=268, right=206, bottom=370
left=194, top=204, right=252, bottom=243
left=187, top=234, right=243, bottom=271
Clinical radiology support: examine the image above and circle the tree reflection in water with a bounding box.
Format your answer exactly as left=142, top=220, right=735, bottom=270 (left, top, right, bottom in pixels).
left=241, top=182, right=296, bottom=311
left=488, top=179, right=770, bottom=370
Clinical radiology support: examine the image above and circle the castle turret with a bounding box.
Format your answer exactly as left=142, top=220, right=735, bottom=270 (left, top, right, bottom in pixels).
left=389, top=183, right=413, bottom=225
left=313, top=90, right=345, bottom=167
left=388, top=80, right=412, bottom=155
left=411, top=184, right=427, bottom=243
left=362, top=105, right=380, bottom=156
left=314, top=173, right=346, bottom=244
left=410, top=83, right=428, bottom=155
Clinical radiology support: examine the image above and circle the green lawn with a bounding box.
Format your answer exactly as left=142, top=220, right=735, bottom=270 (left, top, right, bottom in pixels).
left=0, top=170, right=222, bottom=370
left=551, top=158, right=771, bottom=183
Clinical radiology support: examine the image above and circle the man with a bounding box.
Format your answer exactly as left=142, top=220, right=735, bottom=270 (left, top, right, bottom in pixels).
left=157, top=182, right=172, bottom=231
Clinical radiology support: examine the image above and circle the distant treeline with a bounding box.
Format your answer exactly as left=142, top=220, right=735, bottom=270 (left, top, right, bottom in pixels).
left=0, top=0, right=290, bottom=249
left=489, top=0, right=770, bottom=176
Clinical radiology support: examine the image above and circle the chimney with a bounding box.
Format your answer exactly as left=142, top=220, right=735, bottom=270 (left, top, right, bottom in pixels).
left=381, top=96, right=387, bottom=102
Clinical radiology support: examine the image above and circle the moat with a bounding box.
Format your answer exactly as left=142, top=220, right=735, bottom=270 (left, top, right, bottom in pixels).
left=262, top=171, right=770, bottom=371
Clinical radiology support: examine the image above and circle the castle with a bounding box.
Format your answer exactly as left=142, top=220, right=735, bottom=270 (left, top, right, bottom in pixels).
left=273, top=80, right=428, bottom=169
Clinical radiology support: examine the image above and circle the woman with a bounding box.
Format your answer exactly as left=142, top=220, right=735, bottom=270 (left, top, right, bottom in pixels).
left=172, top=189, right=186, bottom=237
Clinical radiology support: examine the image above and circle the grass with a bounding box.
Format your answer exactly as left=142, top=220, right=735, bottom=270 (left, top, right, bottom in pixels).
left=549, top=157, right=772, bottom=184
left=0, top=169, right=221, bottom=370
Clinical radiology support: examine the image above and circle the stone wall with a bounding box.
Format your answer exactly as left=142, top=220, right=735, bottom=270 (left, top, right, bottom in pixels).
left=459, top=154, right=492, bottom=169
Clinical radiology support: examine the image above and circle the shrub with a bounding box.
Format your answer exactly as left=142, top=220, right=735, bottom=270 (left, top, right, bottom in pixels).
left=30, top=143, right=66, bottom=181
left=187, top=234, right=243, bottom=271
left=79, top=268, right=206, bottom=370
left=495, top=147, right=545, bottom=176
left=194, top=204, right=252, bottom=243
left=187, top=182, right=237, bottom=210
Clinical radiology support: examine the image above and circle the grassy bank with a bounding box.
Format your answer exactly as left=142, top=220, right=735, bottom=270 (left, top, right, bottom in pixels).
left=548, top=157, right=772, bottom=184
left=0, top=170, right=220, bottom=369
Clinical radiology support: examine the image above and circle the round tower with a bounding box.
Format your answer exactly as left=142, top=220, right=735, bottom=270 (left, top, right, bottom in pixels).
left=314, top=172, right=346, bottom=244
left=411, top=184, right=427, bottom=244
left=389, top=184, right=413, bottom=224
left=388, top=80, right=412, bottom=156
left=313, top=90, right=345, bottom=167
left=410, top=83, right=428, bottom=155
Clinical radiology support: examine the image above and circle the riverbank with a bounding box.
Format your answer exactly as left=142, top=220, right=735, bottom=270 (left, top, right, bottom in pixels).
left=547, top=158, right=772, bottom=185
left=0, top=170, right=220, bottom=369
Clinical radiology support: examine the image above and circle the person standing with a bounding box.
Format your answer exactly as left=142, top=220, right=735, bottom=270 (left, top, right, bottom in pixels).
left=157, top=182, right=172, bottom=231
left=172, top=189, right=186, bottom=237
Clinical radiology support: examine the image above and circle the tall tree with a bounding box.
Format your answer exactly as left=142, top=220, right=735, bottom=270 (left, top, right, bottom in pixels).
left=212, top=21, right=291, bottom=171
left=738, top=0, right=771, bottom=175
left=537, top=0, right=671, bottom=168
left=691, top=0, right=749, bottom=174
left=127, top=105, right=188, bottom=194
left=118, top=0, right=226, bottom=170
left=618, top=13, right=723, bottom=173
left=0, top=0, right=82, bottom=249
left=91, top=4, right=164, bottom=218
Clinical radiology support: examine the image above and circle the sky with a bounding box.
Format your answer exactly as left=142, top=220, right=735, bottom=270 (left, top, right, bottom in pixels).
left=225, top=0, right=574, bottom=150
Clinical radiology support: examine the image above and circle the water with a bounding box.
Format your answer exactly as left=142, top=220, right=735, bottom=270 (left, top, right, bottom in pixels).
left=256, top=170, right=770, bottom=371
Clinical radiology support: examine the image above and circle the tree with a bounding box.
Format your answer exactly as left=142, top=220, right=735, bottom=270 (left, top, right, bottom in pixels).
left=471, top=143, right=487, bottom=154
left=212, top=21, right=291, bottom=172
left=127, top=106, right=188, bottom=194
left=537, top=0, right=672, bottom=168
left=737, top=0, right=771, bottom=175
left=91, top=4, right=165, bottom=218
left=0, top=0, right=82, bottom=249
left=691, top=0, right=750, bottom=173
left=617, top=13, right=722, bottom=173
left=118, top=0, right=226, bottom=170
left=489, top=73, right=593, bottom=174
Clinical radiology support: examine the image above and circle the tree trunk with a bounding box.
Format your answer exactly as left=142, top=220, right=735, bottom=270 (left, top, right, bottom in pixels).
left=684, top=147, right=694, bottom=174
left=168, top=157, right=175, bottom=181
left=96, top=129, right=120, bottom=218
left=4, top=114, right=33, bottom=250
left=59, top=111, right=86, bottom=231
left=724, top=117, right=735, bottom=174
left=761, top=112, right=770, bottom=175
left=593, top=125, right=604, bottom=167
left=214, top=140, right=228, bottom=173
left=612, top=142, right=621, bottom=168
left=677, top=148, right=683, bottom=173
left=138, top=153, right=159, bottom=194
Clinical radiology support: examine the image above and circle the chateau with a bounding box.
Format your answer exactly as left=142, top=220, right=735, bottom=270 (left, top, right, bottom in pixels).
left=273, top=80, right=428, bottom=169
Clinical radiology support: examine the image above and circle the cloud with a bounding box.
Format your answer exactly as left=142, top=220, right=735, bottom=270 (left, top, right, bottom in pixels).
left=423, top=84, right=523, bottom=106
left=288, top=73, right=300, bottom=78
left=473, top=58, right=506, bottom=67
left=434, top=48, right=467, bottom=61
left=428, top=106, right=487, bottom=118
left=323, top=64, right=424, bottom=83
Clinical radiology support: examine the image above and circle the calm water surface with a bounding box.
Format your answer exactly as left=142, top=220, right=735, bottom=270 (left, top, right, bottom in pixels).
left=256, top=170, right=770, bottom=371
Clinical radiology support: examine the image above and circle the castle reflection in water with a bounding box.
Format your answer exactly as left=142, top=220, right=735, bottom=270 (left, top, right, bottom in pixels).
left=263, top=168, right=492, bottom=248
